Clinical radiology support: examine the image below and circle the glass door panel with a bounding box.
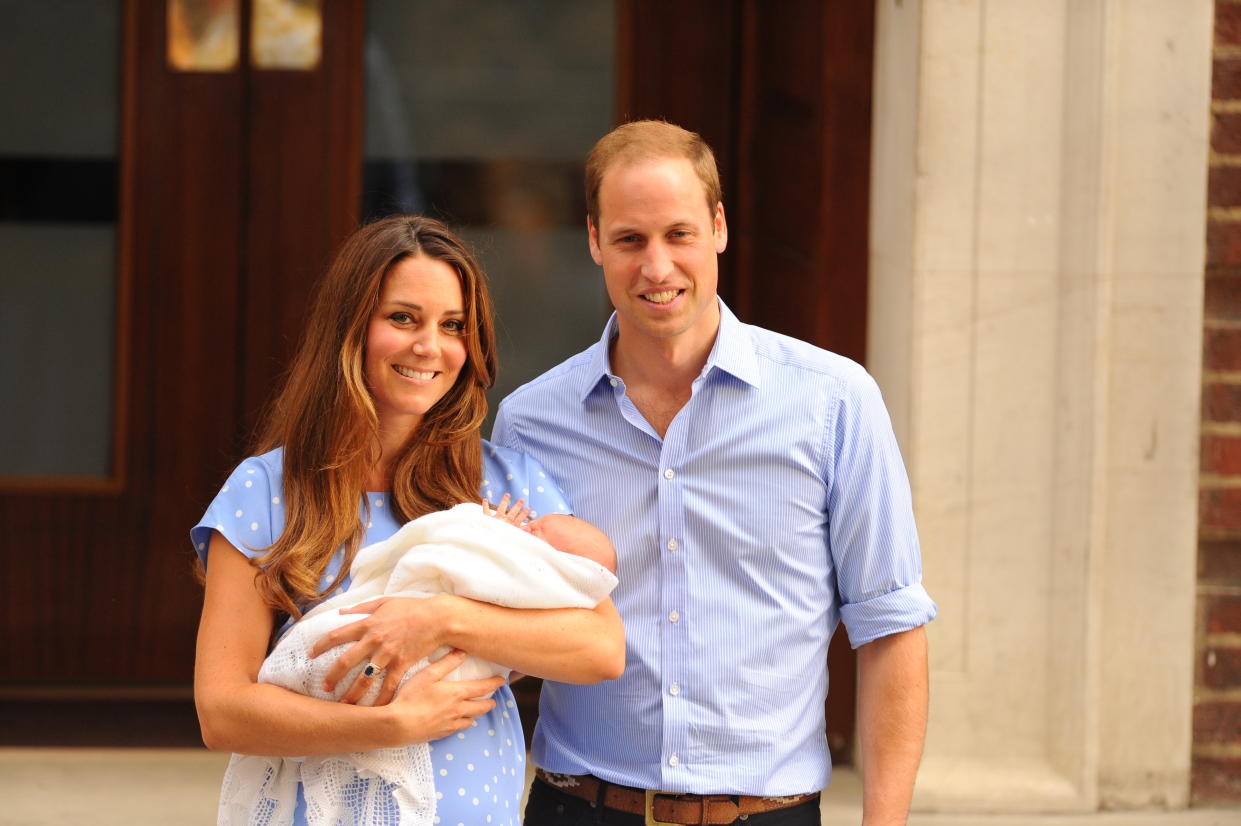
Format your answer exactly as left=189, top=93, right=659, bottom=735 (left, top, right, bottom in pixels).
left=362, top=0, right=615, bottom=417
left=0, top=4, right=121, bottom=479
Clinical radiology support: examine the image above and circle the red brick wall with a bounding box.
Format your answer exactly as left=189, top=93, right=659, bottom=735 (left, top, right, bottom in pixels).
left=1197, top=0, right=1241, bottom=803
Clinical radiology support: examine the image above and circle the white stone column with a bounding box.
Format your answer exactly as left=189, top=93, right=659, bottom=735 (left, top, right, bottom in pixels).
left=869, top=0, right=1213, bottom=811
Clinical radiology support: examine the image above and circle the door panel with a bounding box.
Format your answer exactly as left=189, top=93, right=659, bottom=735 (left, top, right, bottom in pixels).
left=0, top=0, right=363, bottom=696
left=1, top=3, right=871, bottom=762
left=1, top=0, right=246, bottom=687
left=240, top=0, right=365, bottom=424
left=0, top=5, right=123, bottom=482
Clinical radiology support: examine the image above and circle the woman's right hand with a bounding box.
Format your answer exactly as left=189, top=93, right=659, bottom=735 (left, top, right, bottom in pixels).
left=387, top=649, right=505, bottom=743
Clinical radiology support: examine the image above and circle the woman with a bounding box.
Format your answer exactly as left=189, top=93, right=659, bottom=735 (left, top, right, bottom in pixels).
left=191, top=215, right=624, bottom=825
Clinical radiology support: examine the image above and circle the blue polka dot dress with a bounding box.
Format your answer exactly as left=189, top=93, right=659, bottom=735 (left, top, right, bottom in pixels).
left=192, top=442, right=572, bottom=826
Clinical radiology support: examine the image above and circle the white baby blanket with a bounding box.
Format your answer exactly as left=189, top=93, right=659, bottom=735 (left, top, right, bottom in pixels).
left=218, top=503, right=617, bottom=826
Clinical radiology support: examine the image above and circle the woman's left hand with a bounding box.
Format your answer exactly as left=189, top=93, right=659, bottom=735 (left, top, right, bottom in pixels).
left=310, top=594, right=452, bottom=705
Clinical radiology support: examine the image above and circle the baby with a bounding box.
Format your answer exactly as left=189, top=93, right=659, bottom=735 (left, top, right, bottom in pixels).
left=260, top=498, right=617, bottom=701
left=218, top=500, right=618, bottom=826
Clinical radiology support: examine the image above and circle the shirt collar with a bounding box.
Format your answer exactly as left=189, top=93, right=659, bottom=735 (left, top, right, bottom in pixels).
left=576, top=298, right=761, bottom=404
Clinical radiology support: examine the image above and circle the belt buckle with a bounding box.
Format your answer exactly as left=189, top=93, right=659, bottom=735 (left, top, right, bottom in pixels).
left=644, top=789, right=682, bottom=826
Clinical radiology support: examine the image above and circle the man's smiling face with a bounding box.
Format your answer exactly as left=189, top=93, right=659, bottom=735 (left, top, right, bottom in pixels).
left=588, top=156, right=728, bottom=348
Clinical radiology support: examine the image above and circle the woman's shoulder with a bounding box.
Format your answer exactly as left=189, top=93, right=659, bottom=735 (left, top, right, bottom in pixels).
left=190, top=447, right=286, bottom=563
left=481, top=439, right=542, bottom=481
left=480, top=439, right=571, bottom=517
left=246, top=446, right=285, bottom=477
left=217, top=448, right=286, bottom=500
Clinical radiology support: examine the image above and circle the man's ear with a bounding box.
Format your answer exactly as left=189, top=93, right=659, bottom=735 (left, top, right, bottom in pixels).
left=587, top=216, right=604, bottom=266
left=713, top=202, right=728, bottom=254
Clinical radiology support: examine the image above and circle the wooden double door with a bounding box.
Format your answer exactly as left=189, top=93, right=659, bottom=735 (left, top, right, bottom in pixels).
left=1, top=0, right=872, bottom=762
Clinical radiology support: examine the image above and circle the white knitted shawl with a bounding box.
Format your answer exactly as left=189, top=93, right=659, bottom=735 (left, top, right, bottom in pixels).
left=218, top=503, right=618, bottom=826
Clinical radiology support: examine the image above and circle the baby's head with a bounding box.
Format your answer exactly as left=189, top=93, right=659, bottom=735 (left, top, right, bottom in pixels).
left=526, top=514, right=617, bottom=574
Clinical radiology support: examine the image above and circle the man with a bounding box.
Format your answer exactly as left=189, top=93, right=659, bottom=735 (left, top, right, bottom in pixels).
left=493, top=120, right=935, bottom=826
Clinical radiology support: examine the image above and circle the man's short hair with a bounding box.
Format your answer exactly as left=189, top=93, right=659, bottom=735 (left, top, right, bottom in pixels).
left=584, top=120, right=722, bottom=227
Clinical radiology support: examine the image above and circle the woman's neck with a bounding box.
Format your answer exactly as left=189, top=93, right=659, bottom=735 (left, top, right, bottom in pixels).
left=366, top=443, right=397, bottom=493
left=369, top=418, right=417, bottom=491
left=364, top=466, right=391, bottom=493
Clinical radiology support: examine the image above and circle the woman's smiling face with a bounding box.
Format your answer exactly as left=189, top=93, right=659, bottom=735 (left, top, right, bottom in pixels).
left=364, top=254, right=467, bottom=439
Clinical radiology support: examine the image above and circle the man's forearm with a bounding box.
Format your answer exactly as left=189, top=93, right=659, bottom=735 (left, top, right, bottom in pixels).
left=856, top=625, right=929, bottom=826
left=442, top=595, right=625, bottom=684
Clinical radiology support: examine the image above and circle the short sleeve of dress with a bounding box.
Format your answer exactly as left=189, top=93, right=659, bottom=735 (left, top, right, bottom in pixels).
left=190, top=452, right=284, bottom=570
left=480, top=438, right=572, bottom=518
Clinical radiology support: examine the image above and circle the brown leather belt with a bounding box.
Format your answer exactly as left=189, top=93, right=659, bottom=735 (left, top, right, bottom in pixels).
left=534, top=768, right=820, bottom=825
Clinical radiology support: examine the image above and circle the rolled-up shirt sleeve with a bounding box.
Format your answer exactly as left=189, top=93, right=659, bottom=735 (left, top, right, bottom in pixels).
left=827, top=369, right=937, bottom=648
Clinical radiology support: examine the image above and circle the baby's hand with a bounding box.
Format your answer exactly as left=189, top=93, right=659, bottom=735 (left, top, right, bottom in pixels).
left=481, top=493, right=530, bottom=527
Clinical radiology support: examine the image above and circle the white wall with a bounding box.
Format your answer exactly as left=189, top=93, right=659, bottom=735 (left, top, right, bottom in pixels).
left=869, top=0, right=1213, bottom=811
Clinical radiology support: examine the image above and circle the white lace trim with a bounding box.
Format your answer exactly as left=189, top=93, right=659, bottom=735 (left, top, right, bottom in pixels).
left=219, top=745, right=435, bottom=826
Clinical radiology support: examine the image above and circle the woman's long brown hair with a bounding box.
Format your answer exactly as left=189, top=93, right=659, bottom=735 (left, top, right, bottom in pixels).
left=250, top=215, right=497, bottom=619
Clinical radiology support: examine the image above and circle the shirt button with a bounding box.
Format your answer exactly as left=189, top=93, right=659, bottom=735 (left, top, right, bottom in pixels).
left=666, top=539, right=678, bottom=552
left=609, top=378, right=618, bottom=387
left=668, top=754, right=680, bottom=767
left=663, top=468, right=675, bottom=480
left=668, top=610, right=680, bottom=623
left=669, top=683, right=681, bottom=696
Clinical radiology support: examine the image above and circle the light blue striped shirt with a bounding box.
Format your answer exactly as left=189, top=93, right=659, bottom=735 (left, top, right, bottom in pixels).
left=492, top=300, right=935, bottom=796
